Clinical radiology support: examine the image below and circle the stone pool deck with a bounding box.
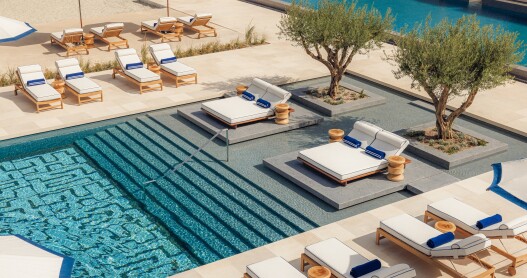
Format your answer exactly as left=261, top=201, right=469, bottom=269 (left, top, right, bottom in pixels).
left=171, top=170, right=527, bottom=277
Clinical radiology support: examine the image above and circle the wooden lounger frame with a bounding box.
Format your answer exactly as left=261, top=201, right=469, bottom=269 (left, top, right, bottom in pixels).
left=184, top=16, right=217, bottom=39
left=140, top=21, right=181, bottom=42
left=376, top=227, right=495, bottom=278
left=14, top=72, right=63, bottom=113
left=64, top=83, right=103, bottom=105
left=160, top=68, right=197, bottom=88
left=50, top=32, right=89, bottom=57
left=112, top=66, right=163, bottom=94
left=424, top=210, right=527, bottom=276
left=91, top=27, right=129, bottom=51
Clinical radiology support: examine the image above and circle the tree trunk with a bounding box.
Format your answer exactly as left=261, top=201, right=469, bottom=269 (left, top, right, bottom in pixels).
left=435, top=117, right=454, bottom=140
left=328, top=70, right=343, bottom=100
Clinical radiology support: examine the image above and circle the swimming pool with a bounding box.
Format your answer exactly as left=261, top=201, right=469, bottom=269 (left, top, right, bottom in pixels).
left=283, top=0, right=527, bottom=65
left=0, top=114, right=317, bottom=277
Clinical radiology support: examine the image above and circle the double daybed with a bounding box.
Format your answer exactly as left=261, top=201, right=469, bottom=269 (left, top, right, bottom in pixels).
left=298, top=121, right=409, bottom=185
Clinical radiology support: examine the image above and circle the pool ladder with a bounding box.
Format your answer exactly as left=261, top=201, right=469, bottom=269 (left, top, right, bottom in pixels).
left=143, top=128, right=229, bottom=185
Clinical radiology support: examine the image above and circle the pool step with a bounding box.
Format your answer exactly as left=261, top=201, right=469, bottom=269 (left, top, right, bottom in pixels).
left=75, top=115, right=317, bottom=265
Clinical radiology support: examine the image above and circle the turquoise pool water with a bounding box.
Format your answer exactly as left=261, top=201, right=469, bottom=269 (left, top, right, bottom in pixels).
left=283, top=0, right=527, bottom=65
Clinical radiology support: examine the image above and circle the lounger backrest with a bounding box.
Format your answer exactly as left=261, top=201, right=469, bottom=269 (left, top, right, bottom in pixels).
left=62, top=28, right=84, bottom=43
left=102, top=23, right=124, bottom=37
left=370, top=131, right=409, bottom=157
left=428, top=198, right=488, bottom=235
left=149, top=43, right=174, bottom=65
left=381, top=214, right=441, bottom=256
left=190, top=13, right=212, bottom=26
left=156, top=17, right=177, bottom=31
left=115, top=48, right=142, bottom=71
left=246, top=78, right=269, bottom=99
left=17, top=65, right=46, bottom=89
left=263, top=85, right=291, bottom=106
left=347, top=121, right=382, bottom=149
left=55, top=58, right=83, bottom=80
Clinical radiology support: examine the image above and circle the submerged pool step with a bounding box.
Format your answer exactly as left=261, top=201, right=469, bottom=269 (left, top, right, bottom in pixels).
left=75, top=115, right=317, bottom=265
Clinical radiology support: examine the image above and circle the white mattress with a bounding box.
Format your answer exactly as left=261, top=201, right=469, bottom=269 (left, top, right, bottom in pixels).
left=380, top=214, right=491, bottom=258
left=161, top=62, right=196, bottom=76
left=90, top=27, right=104, bottom=36
left=298, top=143, right=387, bottom=181
left=201, top=97, right=271, bottom=124
left=26, top=84, right=61, bottom=102
left=428, top=198, right=527, bottom=238
left=50, top=32, right=63, bottom=41
left=66, top=78, right=101, bottom=94
left=125, top=68, right=160, bottom=83
left=177, top=16, right=194, bottom=25
left=246, top=257, right=304, bottom=278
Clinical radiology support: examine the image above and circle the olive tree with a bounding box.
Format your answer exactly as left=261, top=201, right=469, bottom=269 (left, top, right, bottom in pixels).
left=279, top=0, right=394, bottom=99
left=389, top=15, right=523, bottom=139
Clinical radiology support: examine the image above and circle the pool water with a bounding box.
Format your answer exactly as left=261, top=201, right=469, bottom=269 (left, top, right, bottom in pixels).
left=284, top=0, right=527, bottom=65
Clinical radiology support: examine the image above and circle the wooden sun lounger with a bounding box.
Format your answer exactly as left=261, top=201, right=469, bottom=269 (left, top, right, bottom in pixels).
left=424, top=210, right=527, bottom=276
left=181, top=15, right=217, bottom=39
left=91, top=26, right=128, bottom=51
left=14, top=72, right=63, bottom=113
left=112, top=66, right=163, bottom=94
left=160, top=68, right=197, bottom=88
left=140, top=21, right=181, bottom=42
left=50, top=32, right=89, bottom=57
left=376, top=227, right=495, bottom=278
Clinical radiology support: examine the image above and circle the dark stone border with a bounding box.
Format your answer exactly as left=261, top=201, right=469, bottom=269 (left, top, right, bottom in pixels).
left=287, top=81, right=386, bottom=117
left=395, top=122, right=508, bottom=169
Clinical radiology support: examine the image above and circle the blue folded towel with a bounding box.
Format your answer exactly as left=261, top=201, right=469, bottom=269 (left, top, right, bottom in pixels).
left=350, top=259, right=382, bottom=278
left=256, top=98, right=271, bottom=108
left=241, top=91, right=255, bottom=101
left=160, top=57, right=177, bottom=64
left=427, top=232, right=455, bottom=248
left=65, top=72, right=84, bottom=80
left=365, top=146, right=385, bottom=159
left=26, top=79, right=46, bottom=86
left=126, top=62, right=144, bottom=70
left=153, top=22, right=157, bottom=27
left=476, top=214, right=502, bottom=229
left=343, top=136, right=361, bottom=148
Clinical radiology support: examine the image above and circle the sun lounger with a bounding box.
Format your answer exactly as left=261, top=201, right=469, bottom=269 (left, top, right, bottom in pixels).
left=50, top=28, right=88, bottom=56
left=298, top=121, right=409, bottom=185
left=177, top=13, right=217, bottom=39
left=201, top=78, right=292, bottom=128
left=377, top=213, right=494, bottom=278
left=425, top=197, right=527, bottom=275
left=112, top=48, right=163, bottom=94
left=301, top=237, right=416, bottom=278
left=244, top=257, right=305, bottom=278
left=149, top=43, right=197, bottom=87
left=89, top=23, right=128, bottom=51
left=55, top=58, right=103, bottom=105
left=14, top=65, right=63, bottom=113
left=140, top=17, right=181, bottom=42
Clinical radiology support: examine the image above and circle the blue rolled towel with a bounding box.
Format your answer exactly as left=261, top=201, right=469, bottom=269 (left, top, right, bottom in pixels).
left=241, top=91, right=255, bottom=101
left=26, top=78, right=46, bottom=86
left=256, top=98, right=271, bottom=108
left=350, top=259, right=382, bottom=278
left=126, top=62, right=144, bottom=70
left=343, top=135, right=361, bottom=148
left=365, top=146, right=386, bottom=159
left=160, top=57, right=177, bottom=64
left=476, top=214, right=502, bottom=229
left=426, top=232, right=455, bottom=248
left=65, top=72, right=84, bottom=80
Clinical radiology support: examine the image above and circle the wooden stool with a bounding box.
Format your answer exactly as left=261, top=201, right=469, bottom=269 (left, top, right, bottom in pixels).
left=435, top=221, right=456, bottom=233
left=174, top=22, right=184, bottom=37
left=51, top=78, right=66, bottom=99
left=275, top=103, right=291, bottom=125
left=328, top=129, right=345, bottom=143
left=236, top=85, right=248, bottom=96
left=148, top=64, right=161, bottom=75
left=387, top=156, right=407, bottom=181
left=83, top=33, right=95, bottom=48
left=307, top=266, right=331, bottom=278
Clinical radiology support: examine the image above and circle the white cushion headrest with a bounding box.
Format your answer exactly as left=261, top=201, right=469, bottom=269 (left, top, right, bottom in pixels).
left=105, top=23, right=124, bottom=29
left=375, top=131, right=408, bottom=149
left=195, top=13, right=212, bottom=18
left=63, top=28, right=83, bottom=34
left=115, top=48, right=137, bottom=57
left=159, top=17, right=176, bottom=23
left=55, top=58, right=79, bottom=69
left=149, top=43, right=171, bottom=52
left=18, top=64, right=42, bottom=74
left=349, top=121, right=382, bottom=138
left=251, top=78, right=270, bottom=91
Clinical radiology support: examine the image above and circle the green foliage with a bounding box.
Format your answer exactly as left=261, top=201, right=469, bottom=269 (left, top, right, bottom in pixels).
left=388, top=15, right=524, bottom=139
left=279, top=0, right=393, bottom=99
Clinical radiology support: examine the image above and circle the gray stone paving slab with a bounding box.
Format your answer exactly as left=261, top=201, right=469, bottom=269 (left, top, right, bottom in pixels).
left=177, top=102, right=324, bottom=144
left=406, top=173, right=461, bottom=195
left=263, top=150, right=454, bottom=209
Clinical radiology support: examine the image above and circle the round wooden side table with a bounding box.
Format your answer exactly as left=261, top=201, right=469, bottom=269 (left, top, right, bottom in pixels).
left=328, top=129, right=344, bottom=143
left=174, top=22, right=184, bottom=36
left=387, top=156, right=406, bottom=182
left=236, top=85, right=248, bottom=96
left=148, top=64, right=161, bottom=75
left=83, top=33, right=95, bottom=48
left=435, top=221, right=456, bottom=233
left=51, top=78, right=66, bottom=99
left=275, top=103, right=290, bottom=125
left=308, top=266, right=331, bottom=278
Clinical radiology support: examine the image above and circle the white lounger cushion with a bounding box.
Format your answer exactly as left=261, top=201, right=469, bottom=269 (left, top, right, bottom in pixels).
left=202, top=97, right=271, bottom=124
left=51, top=28, right=83, bottom=41
left=115, top=49, right=160, bottom=83
left=178, top=13, right=213, bottom=25
left=381, top=214, right=491, bottom=258
left=161, top=62, right=197, bottom=76
left=370, top=131, right=409, bottom=157
left=90, top=23, right=124, bottom=36
left=298, top=143, right=387, bottom=181
left=348, top=121, right=382, bottom=149
left=246, top=257, right=305, bottom=278
left=142, top=17, right=176, bottom=30
left=17, top=65, right=61, bottom=101
left=56, top=58, right=102, bottom=94
left=428, top=198, right=527, bottom=238
left=305, top=238, right=416, bottom=278
left=149, top=43, right=197, bottom=76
